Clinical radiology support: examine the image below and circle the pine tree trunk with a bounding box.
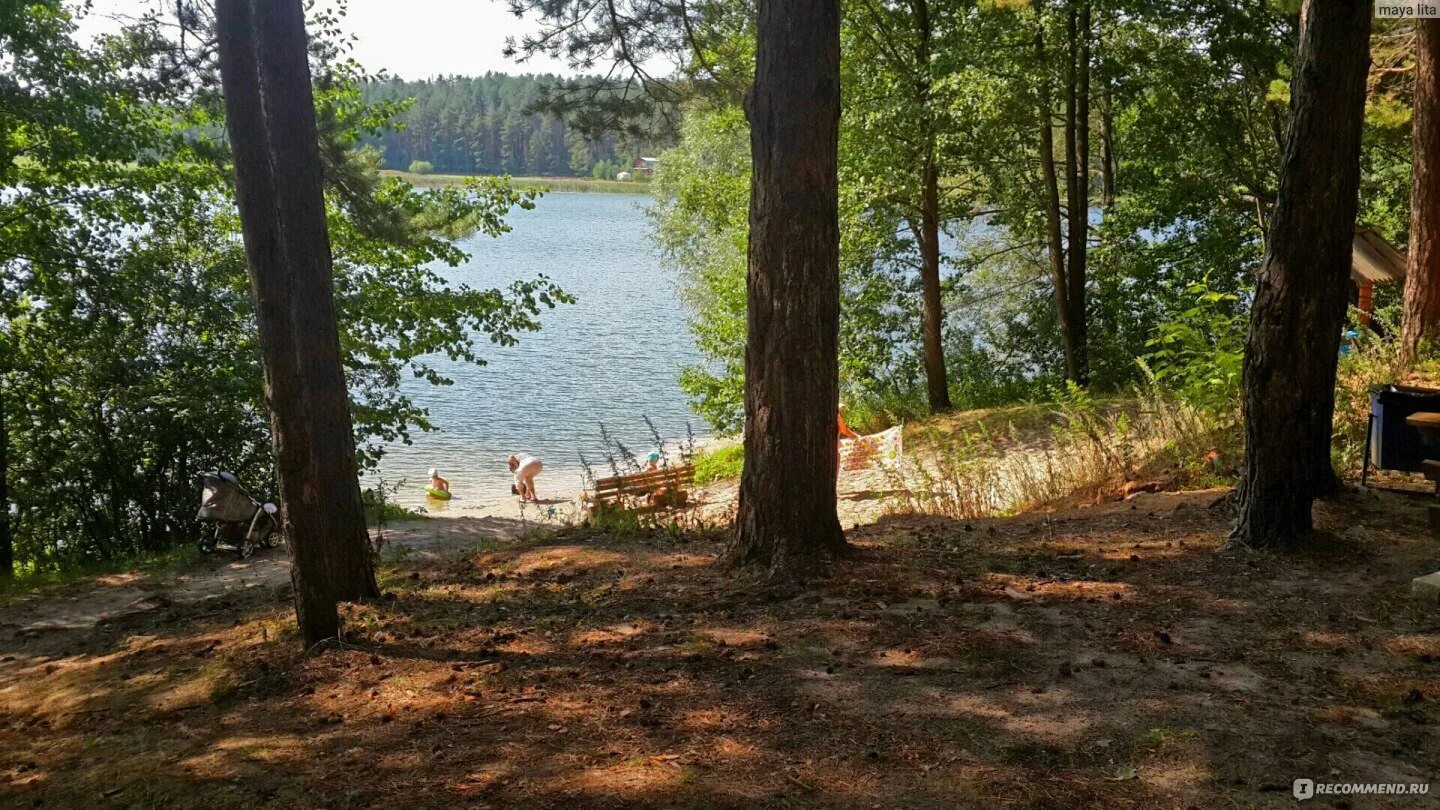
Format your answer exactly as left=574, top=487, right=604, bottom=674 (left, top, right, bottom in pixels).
left=215, top=0, right=378, bottom=644
left=1233, top=0, right=1371, bottom=549
left=729, top=0, right=847, bottom=582
left=1063, top=0, right=1091, bottom=385
left=1403, top=19, right=1440, bottom=360
left=1034, top=1, right=1076, bottom=381
left=1072, top=0, right=1091, bottom=363
left=915, top=0, right=950, bottom=414
left=919, top=154, right=952, bottom=413
left=0, top=376, right=11, bottom=579
left=1100, top=83, right=1116, bottom=210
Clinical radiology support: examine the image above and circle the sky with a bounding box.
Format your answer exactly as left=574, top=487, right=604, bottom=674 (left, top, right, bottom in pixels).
left=72, top=0, right=580, bottom=78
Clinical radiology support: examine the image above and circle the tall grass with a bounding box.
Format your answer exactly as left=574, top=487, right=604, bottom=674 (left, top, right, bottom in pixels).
left=572, top=418, right=718, bottom=534
left=888, top=378, right=1232, bottom=521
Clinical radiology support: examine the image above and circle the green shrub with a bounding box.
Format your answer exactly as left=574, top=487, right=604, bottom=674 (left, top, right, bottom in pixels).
left=365, top=500, right=425, bottom=525
left=407, top=159, right=435, bottom=175
left=362, top=485, right=426, bottom=526
left=693, top=443, right=744, bottom=485
left=1144, top=277, right=1245, bottom=421
left=843, top=387, right=928, bottom=434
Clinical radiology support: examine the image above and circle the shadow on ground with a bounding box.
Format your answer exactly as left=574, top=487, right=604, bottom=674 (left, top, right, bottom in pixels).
left=1, top=489, right=1437, bottom=807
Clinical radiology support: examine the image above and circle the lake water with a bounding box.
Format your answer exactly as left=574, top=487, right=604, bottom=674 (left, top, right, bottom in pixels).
left=371, top=192, right=706, bottom=511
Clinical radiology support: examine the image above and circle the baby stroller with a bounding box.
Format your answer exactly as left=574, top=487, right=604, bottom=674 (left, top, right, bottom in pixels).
left=196, top=471, right=282, bottom=559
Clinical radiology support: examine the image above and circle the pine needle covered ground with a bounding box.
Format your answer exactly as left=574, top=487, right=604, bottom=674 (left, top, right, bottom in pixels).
left=2, top=487, right=1437, bottom=807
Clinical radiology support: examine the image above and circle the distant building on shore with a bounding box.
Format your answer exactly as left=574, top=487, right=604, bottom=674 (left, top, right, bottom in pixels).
left=632, top=157, right=660, bottom=176
left=616, top=171, right=633, bottom=181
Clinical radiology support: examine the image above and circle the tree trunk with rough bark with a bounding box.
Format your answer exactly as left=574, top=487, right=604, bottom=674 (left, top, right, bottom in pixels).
left=1404, top=19, right=1440, bottom=360
left=917, top=169, right=951, bottom=412
left=215, top=0, right=378, bottom=644
left=1232, top=0, right=1371, bottom=549
left=1063, top=0, right=1091, bottom=385
left=729, top=0, right=847, bottom=582
left=1100, top=83, right=1116, bottom=210
left=914, top=0, right=951, bottom=413
left=1035, top=1, right=1076, bottom=381
left=0, top=376, right=10, bottom=579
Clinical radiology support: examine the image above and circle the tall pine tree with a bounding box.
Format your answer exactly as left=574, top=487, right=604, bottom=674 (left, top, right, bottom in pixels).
left=1233, top=0, right=1372, bottom=548
left=728, top=0, right=849, bottom=581
left=1403, top=19, right=1440, bottom=359
left=216, top=0, right=379, bottom=643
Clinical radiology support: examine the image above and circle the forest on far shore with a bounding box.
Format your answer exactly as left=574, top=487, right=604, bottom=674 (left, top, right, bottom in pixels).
left=359, top=74, right=663, bottom=178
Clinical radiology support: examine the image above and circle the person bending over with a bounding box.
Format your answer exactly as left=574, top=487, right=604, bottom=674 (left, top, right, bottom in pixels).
left=508, top=453, right=543, bottom=501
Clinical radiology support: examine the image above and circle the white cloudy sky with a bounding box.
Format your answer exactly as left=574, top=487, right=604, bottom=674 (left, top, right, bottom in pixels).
left=72, top=0, right=580, bottom=78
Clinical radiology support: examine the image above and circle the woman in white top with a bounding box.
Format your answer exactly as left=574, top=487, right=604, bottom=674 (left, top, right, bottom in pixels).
left=508, top=454, right=543, bottom=501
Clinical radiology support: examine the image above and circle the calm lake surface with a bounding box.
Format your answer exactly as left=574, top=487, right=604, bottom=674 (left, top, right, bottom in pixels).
left=372, top=192, right=706, bottom=511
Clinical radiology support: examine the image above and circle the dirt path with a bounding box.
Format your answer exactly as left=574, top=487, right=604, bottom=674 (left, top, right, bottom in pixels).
left=0, top=514, right=547, bottom=640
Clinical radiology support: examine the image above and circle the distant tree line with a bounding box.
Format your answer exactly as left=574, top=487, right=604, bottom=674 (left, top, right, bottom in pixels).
left=359, top=74, right=662, bottom=177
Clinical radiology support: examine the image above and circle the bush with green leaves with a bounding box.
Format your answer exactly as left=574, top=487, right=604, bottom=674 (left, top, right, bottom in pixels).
left=407, top=159, right=435, bottom=175
left=1143, top=278, right=1247, bottom=420
left=693, top=443, right=744, bottom=485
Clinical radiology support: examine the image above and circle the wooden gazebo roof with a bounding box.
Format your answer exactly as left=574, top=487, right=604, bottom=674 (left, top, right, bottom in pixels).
left=1353, top=227, right=1407, bottom=285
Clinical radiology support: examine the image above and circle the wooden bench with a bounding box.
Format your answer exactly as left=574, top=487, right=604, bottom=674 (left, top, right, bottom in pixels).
left=1409, top=415, right=1440, bottom=532
left=1406, top=411, right=1440, bottom=438
left=587, top=465, right=696, bottom=514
